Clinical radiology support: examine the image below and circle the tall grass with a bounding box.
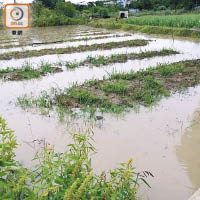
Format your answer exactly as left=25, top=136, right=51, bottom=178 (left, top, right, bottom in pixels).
left=123, top=14, right=200, bottom=29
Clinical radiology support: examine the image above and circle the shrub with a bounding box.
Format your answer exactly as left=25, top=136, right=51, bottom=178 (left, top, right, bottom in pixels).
left=0, top=117, right=150, bottom=199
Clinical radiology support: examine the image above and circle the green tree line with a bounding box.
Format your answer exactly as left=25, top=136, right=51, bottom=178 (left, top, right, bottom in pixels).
left=130, top=0, right=200, bottom=10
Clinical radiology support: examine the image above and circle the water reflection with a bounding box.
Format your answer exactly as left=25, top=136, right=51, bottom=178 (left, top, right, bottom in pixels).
left=176, top=109, right=200, bottom=192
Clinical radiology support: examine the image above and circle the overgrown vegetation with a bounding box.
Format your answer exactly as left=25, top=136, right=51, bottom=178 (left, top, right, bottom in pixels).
left=64, top=49, right=178, bottom=69
left=0, top=116, right=151, bottom=199
left=31, top=0, right=122, bottom=27
left=17, top=59, right=200, bottom=118
left=0, top=39, right=149, bottom=60
left=0, top=62, right=62, bottom=81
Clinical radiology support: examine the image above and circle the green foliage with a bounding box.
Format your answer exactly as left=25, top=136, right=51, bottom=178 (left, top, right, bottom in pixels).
left=65, top=62, right=79, bottom=69
left=133, top=75, right=167, bottom=106
left=56, top=2, right=77, bottom=17
left=70, top=89, right=99, bottom=105
left=157, top=63, right=184, bottom=77
left=101, top=81, right=129, bottom=95
left=34, top=0, right=64, bottom=9
left=0, top=117, right=148, bottom=199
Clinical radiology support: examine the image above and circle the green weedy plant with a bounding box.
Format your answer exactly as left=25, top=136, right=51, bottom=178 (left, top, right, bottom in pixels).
left=0, top=117, right=35, bottom=199
left=133, top=75, right=168, bottom=106
left=101, top=81, right=129, bottom=95
left=0, top=117, right=150, bottom=199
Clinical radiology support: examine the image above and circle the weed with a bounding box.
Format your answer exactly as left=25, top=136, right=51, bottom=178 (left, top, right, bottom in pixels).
left=65, top=62, right=79, bottom=69
left=101, top=81, right=129, bottom=95
left=0, top=117, right=150, bottom=199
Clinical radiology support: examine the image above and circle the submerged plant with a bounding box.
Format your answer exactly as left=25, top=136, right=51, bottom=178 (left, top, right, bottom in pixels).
left=0, top=61, right=63, bottom=81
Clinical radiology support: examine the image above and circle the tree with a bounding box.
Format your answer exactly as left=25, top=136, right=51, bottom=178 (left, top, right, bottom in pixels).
left=34, top=0, right=64, bottom=9
left=56, top=2, right=77, bottom=17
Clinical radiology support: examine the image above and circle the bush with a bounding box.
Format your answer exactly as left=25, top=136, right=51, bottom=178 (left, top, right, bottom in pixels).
left=0, top=117, right=150, bottom=199
left=98, top=8, right=109, bottom=18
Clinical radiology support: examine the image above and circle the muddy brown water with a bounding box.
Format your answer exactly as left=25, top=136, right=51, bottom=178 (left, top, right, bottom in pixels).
left=0, top=25, right=200, bottom=200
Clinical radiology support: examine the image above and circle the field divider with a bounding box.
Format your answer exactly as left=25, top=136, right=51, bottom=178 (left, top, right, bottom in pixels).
left=0, top=39, right=149, bottom=61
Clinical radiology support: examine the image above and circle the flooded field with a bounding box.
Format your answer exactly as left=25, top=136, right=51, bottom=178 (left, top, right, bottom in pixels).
left=0, top=25, right=200, bottom=200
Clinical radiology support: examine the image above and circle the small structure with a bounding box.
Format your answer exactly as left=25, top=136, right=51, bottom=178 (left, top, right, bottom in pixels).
left=119, top=11, right=128, bottom=18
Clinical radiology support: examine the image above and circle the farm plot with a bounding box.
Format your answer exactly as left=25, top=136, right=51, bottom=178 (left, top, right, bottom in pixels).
left=1, top=25, right=200, bottom=200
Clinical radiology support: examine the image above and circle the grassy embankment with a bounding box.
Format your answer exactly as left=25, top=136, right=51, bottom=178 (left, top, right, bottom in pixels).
left=0, top=117, right=151, bottom=199
left=17, top=59, right=200, bottom=117
left=0, top=39, right=148, bottom=60
left=0, top=62, right=62, bottom=81
left=91, top=14, right=200, bottom=38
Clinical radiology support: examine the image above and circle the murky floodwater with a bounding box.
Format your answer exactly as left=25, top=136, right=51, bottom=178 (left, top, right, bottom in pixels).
left=0, top=25, right=200, bottom=200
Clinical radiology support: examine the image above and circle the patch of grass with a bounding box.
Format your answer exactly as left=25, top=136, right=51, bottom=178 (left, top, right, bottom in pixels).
left=65, top=62, right=80, bottom=69
left=0, top=62, right=63, bottom=81
left=101, top=81, right=129, bottom=95
left=157, top=63, right=184, bottom=77
left=133, top=75, right=168, bottom=106
left=17, top=59, right=200, bottom=118
left=0, top=39, right=148, bottom=60
left=63, top=49, right=179, bottom=69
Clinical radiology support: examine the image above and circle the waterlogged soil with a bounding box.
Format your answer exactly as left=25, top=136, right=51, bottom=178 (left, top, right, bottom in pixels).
left=0, top=34, right=131, bottom=49
left=20, top=59, right=200, bottom=114
left=1, top=25, right=200, bottom=200
left=0, top=39, right=149, bottom=60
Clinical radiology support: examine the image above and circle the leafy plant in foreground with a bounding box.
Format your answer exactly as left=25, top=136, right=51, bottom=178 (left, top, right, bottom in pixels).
left=0, top=117, right=151, bottom=200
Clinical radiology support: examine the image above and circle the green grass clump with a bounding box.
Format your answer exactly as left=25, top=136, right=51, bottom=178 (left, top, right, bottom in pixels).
left=133, top=76, right=168, bottom=106
left=101, top=81, right=129, bottom=95
left=65, top=62, right=80, bottom=69
left=0, top=117, right=150, bottom=199
left=0, top=62, right=62, bottom=81
left=157, top=63, right=184, bottom=77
